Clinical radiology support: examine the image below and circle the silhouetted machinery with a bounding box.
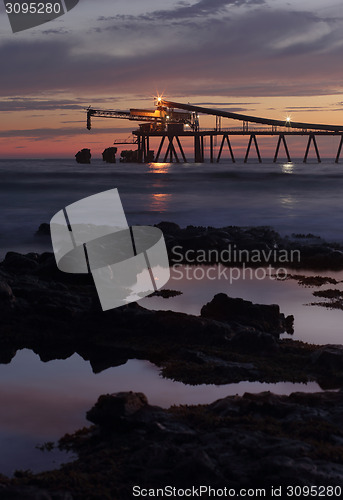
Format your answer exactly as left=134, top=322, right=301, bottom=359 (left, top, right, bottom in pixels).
left=86, top=101, right=197, bottom=133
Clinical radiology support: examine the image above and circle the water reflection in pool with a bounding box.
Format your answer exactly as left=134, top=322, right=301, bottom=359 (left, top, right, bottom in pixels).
left=0, top=349, right=322, bottom=476
left=1, top=266, right=343, bottom=475
left=141, top=266, right=343, bottom=345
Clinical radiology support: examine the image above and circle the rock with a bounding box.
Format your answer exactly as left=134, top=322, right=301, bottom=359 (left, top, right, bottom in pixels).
left=155, top=221, right=181, bottom=235
left=310, top=345, right=343, bottom=373
left=0, top=486, right=73, bottom=499
left=75, top=148, right=91, bottom=164
left=120, top=150, right=139, bottom=162
left=0, top=280, right=15, bottom=304
left=26, top=390, right=343, bottom=497
left=35, top=223, right=50, bottom=236
left=3, top=252, right=39, bottom=272
left=229, top=329, right=279, bottom=353
left=147, top=289, right=182, bottom=299
left=201, top=293, right=294, bottom=336
left=102, top=147, right=117, bottom=163
left=86, top=392, right=148, bottom=427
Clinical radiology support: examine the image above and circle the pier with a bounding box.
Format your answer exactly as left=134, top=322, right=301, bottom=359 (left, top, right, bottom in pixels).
left=86, top=99, right=343, bottom=163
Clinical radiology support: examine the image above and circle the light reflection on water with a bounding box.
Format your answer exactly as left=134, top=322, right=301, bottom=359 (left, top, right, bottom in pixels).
left=2, top=158, right=343, bottom=257
left=282, top=162, right=294, bottom=174
left=148, top=162, right=171, bottom=174
left=1, top=266, right=342, bottom=474
left=0, top=350, right=322, bottom=476
left=149, top=192, right=172, bottom=211
left=1, top=158, right=343, bottom=473
left=141, top=266, right=343, bottom=345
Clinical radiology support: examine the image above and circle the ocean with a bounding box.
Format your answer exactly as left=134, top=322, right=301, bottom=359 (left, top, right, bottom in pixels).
left=1, top=158, right=343, bottom=258
left=1, top=157, right=343, bottom=475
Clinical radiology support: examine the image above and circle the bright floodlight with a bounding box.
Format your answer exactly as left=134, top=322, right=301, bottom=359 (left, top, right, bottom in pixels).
left=286, top=116, right=291, bottom=122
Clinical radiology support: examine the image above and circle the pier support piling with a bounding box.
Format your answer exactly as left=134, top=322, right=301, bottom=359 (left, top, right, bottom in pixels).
left=244, top=134, right=262, bottom=163
left=335, top=135, right=343, bottom=163
left=136, top=129, right=341, bottom=165
left=163, top=136, right=180, bottom=163
left=303, top=133, right=321, bottom=163
left=194, top=136, right=202, bottom=162
left=273, top=134, right=291, bottom=163
left=175, top=136, right=187, bottom=162
left=216, top=134, right=235, bottom=163
left=155, top=136, right=165, bottom=162
left=155, top=135, right=187, bottom=163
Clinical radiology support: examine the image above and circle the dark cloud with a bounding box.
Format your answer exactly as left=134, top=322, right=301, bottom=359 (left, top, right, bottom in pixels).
left=0, top=6, right=343, bottom=100
left=124, top=0, right=265, bottom=21
left=285, top=106, right=343, bottom=113
left=41, top=28, right=70, bottom=35
left=193, top=102, right=259, bottom=105
left=0, top=97, right=86, bottom=112
left=0, top=126, right=132, bottom=140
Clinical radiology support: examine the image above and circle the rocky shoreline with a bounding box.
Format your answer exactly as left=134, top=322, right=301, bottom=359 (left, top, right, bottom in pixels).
left=2, top=389, right=343, bottom=499
left=1, top=223, right=343, bottom=497
left=35, top=221, right=343, bottom=269
left=1, top=248, right=343, bottom=387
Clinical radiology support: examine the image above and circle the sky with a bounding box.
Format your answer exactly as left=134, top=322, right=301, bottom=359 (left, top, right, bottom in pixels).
left=0, top=0, right=343, bottom=158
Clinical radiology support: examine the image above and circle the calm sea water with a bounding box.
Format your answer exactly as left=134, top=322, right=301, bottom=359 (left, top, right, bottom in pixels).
left=1, top=157, right=343, bottom=475
left=1, top=158, right=343, bottom=257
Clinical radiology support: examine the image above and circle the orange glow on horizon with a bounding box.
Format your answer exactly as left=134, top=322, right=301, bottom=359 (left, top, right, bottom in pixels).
left=1, top=93, right=343, bottom=158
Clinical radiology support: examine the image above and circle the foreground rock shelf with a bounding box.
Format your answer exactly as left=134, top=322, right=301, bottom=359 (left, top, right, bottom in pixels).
left=2, top=390, right=343, bottom=499
left=1, top=249, right=343, bottom=388
left=2, top=222, right=343, bottom=498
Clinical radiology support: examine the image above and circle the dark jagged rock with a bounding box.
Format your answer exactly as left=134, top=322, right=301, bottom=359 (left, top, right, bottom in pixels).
left=35, top=223, right=50, bottom=236
left=86, top=392, right=148, bottom=428
left=75, top=148, right=91, bottom=164
left=147, top=288, right=182, bottom=298
left=310, top=345, right=343, bottom=373
left=102, top=147, right=117, bottom=163
left=120, top=149, right=138, bottom=162
left=0, top=280, right=15, bottom=304
left=35, top=221, right=343, bottom=269
left=158, top=223, right=343, bottom=269
left=229, top=329, right=279, bottom=354
left=201, top=293, right=294, bottom=336
left=155, top=221, right=181, bottom=235
left=3, top=252, right=39, bottom=272
left=8, top=390, right=343, bottom=499
left=0, top=486, right=73, bottom=499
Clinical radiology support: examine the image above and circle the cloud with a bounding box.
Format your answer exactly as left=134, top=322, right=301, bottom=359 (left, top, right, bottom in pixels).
left=0, top=3, right=343, bottom=100
left=193, top=101, right=259, bottom=105
left=103, top=0, right=265, bottom=22
left=0, top=126, right=132, bottom=140
left=0, top=97, right=86, bottom=112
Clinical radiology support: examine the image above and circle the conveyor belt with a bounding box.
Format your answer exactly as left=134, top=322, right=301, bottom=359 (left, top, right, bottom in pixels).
left=160, top=100, right=343, bottom=132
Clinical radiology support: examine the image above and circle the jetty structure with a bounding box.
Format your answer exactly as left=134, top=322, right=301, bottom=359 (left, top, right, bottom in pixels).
left=86, top=97, right=343, bottom=163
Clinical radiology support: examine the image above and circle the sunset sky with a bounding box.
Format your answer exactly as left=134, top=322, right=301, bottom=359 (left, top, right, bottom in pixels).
left=0, top=0, right=343, bottom=158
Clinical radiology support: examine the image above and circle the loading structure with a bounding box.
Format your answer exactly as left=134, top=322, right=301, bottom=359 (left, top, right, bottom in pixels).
left=86, top=99, right=343, bottom=163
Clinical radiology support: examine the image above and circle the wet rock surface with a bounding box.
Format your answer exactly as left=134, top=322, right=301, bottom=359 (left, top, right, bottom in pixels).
left=5, top=390, right=343, bottom=499
left=0, top=250, right=342, bottom=387
left=0, top=485, right=73, bottom=499
left=75, top=148, right=91, bottom=164
left=35, top=221, right=343, bottom=269
left=201, top=293, right=294, bottom=336
left=2, top=222, right=343, bottom=497
left=102, top=147, right=117, bottom=163
left=154, top=222, right=343, bottom=269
